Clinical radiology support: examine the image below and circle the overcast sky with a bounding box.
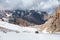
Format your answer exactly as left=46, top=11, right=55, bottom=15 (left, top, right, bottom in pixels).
left=0, top=0, right=60, bottom=10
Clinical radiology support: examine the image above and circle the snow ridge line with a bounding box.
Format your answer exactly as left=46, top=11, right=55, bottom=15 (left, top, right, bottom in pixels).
left=0, top=21, right=38, bottom=33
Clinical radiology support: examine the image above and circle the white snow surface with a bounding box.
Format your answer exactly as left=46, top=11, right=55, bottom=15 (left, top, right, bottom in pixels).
left=0, top=21, right=38, bottom=33
left=0, top=32, right=60, bottom=40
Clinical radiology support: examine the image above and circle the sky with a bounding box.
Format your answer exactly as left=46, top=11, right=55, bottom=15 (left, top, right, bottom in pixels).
left=0, top=0, right=60, bottom=10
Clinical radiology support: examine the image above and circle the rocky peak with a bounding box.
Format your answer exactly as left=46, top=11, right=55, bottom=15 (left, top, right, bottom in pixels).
left=39, top=6, right=60, bottom=33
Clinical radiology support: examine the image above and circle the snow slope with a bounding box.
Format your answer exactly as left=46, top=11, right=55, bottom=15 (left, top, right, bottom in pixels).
left=0, top=20, right=60, bottom=40
left=0, top=32, right=60, bottom=40
left=0, top=21, right=38, bottom=33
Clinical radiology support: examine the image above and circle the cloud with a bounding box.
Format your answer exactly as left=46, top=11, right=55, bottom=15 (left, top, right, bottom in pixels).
left=0, top=0, right=59, bottom=10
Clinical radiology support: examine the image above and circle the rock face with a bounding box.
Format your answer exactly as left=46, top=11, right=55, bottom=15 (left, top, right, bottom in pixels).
left=16, top=18, right=35, bottom=26
left=49, top=6, right=60, bottom=33
left=37, top=6, right=60, bottom=33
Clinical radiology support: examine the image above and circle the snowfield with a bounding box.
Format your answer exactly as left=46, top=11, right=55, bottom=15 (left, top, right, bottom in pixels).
left=0, top=32, right=60, bottom=40
left=0, top=21, right=38, bottom=33
left=0, top=21, right=60, bottom=40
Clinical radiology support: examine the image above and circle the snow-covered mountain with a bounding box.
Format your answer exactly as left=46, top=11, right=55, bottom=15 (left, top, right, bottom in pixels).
left=0, top=10, right=48, bottom=26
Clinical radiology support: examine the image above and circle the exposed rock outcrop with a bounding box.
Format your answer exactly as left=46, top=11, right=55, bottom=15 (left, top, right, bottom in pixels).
left=39, top=6, right=60, bottom=33
left=16, top=18, right=35, bottom=26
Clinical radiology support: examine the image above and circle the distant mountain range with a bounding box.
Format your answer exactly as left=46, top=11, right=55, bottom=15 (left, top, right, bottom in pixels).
left=0, top=9, right=48, bottom=26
